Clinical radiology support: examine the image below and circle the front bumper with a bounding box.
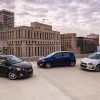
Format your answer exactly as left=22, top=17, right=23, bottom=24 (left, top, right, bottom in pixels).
left=37, top=61, right=45, bottom=67
left=80, top=63, right=96, bottom=70
left=16, top=68, right=33, bottom=78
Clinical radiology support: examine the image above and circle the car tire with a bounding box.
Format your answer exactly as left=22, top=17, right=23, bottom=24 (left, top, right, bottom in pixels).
left=95, top=65, right=100, bottom=72
left=45, top=62, right=51, bottom=69
left=70, top=61, right=75, bottom=67
left=8, top=71, right=17, bottom=80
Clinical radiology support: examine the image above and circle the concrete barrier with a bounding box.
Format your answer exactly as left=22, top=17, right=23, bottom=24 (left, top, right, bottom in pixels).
left=20, top=56, right=39, bottom=61
left=75, top=54, right=89, bottom=58
left=20, top=54, right=90, bottom=61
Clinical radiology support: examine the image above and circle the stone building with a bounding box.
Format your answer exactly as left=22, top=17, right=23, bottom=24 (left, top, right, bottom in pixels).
left=87, top=33, right=99, bottom=50
left=0, top=22, right=61, bottom=57
left=77, top=37, right=95, bottom=54
left=0, top=9, right=14, bottom=29
left=31, top=22, right=52, bottom=31
left=61, top=33, right=80, bottom=53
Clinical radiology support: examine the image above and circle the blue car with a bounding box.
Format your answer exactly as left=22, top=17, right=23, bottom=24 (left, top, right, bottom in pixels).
left=37, top=51, right=76, bottom=68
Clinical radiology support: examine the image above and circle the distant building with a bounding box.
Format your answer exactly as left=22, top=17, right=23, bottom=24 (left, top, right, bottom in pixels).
left=87, top=33, right=99, bottom=50
left=0, top=22, right=3, bottom=30
left=0, top=9, right=14, bottom=29
left=31, top=22, right=52, bottom=31
left=61, top=33, right=80, bottom=53
left=0, top=22, right=61, bottom=57
left=77, top=37, right=95, bottom=54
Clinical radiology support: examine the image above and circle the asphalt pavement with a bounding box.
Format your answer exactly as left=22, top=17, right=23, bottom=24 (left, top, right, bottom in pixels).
left=0, top=59, right=100, bottom=100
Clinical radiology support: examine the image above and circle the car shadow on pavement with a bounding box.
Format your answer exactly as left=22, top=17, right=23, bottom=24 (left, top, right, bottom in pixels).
left=41, top=66, right=76, bottom=70
left=0, top=74, right=35, bottom=80
left=79, top=68, right=99, bottom=73
left=17, top=74, right=38, bottom=80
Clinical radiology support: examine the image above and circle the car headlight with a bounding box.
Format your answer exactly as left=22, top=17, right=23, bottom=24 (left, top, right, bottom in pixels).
left=41, top=59, right=45, bottom=62
left=88, top=62, right=96, bottom=65
left=16, top=67, right=21, bottom=71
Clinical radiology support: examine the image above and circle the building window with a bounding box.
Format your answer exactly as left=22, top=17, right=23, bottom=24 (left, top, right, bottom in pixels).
left=34, top=32, right=36, bottom=38
left=40, top=32, right=41, bottom=39
left=28, top=30, right=30, bottom=38
left=29, top=47, right=31, bottom=57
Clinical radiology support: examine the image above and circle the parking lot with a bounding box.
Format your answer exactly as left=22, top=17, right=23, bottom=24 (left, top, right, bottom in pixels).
left=0, top=59, right=100, bottom=100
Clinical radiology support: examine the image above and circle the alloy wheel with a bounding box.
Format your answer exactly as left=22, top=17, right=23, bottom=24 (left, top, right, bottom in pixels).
left=95, top=65, right=100, bottom=72
left=45, top=63, right=51, bottom=69
left=70, top=61, right=75, bottom=67
left=8, top=71, right=17, bottom=80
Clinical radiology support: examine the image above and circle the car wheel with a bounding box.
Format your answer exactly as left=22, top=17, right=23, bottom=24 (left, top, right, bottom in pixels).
left=70, top=61, right=75, bottom=67
left=45, top=62, right=51, bottom=69
left=8, top=71, right=17, bottom=80
left=95, top=65, right=100, bottom=72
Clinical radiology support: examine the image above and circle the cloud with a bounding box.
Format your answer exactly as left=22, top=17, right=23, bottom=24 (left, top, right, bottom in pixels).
left=23, top=0, right=58, bottom=5
left=0, top=0, right=14, bottom=4
left=0, top=0, right=100, bottom=36
left=0, top=0, right=16, bottom=10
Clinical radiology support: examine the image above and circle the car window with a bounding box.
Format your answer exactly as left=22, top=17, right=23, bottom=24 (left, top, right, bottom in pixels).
left=62, top=52, right=70, bottom=57
left=46, top=52, right=56, bottom=57
left=53, top=53, right=62, bottom=58
left=6, top=56, right=22, bottom=64
left=96, top=54, right=100, bottom=59
left=88, top=53, right=100, bottom=59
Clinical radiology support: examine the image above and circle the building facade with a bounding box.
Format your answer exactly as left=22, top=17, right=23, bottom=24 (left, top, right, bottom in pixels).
left=0, top=9, right=14, bottom=29
left=87, top=33, right=99, bottom=50
left=61, top=33, right=80, bottom=53
left=31, top=22, right=52, bottom=31
left=77, top=37, right=95, bottom=54
left=0, top=22, right=61, bottom=57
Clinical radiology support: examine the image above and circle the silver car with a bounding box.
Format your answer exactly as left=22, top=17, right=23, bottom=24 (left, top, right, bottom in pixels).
left=80, top=52, right=100, bottom=72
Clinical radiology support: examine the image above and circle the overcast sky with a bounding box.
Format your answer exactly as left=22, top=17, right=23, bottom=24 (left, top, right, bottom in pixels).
left=0, top=0, right=100, bottom=36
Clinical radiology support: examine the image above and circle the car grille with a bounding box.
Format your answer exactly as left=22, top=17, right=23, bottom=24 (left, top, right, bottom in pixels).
left=81, top=64, right=87, bottom=68
left=24, top=68, right=33, bottom=74
left=38, top=60, right=43, bottom=63
left=81, top=62, right=87, bottom=65
left=80, top=62, right=87, bottom=68
left=25, top=68, right=31, bottom=70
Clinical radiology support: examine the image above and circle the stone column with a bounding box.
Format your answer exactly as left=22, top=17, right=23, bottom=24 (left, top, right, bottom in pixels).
left=32, top=42, right=35, bottom=56
left=22, top=40, right=26, bottom=57
left=13, top=41, right=16, bottom=56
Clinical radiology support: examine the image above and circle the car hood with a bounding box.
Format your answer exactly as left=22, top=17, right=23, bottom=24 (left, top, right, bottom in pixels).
left=13, top=61, right=32, bottom=69
left=39, top=56, right=47, bottom=60
left=81, top=58, right=97, bottom=63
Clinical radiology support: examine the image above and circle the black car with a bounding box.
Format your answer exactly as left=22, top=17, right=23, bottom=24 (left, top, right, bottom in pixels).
left=37, top=51, right=76, bottom=68
left=0, top=55, right=33, bottom=80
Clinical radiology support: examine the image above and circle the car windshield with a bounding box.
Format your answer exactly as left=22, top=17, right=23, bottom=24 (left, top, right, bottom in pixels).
left=6, top=55, right=22, bottom=64
left=88, top=53, right=100, bottom=59
left=46, top=52, right=57, bottom=57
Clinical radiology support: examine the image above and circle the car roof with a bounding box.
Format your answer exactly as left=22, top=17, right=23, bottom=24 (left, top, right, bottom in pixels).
left=95, top=52, right=100, bottom=54
left=55, top=51, right=74, bottom=53
left=0, top=55, right=14, bottom=58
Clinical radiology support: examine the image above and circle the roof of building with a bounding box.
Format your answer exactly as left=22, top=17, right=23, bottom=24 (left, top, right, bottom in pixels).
left=0, top=9, right=14, bottom=13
